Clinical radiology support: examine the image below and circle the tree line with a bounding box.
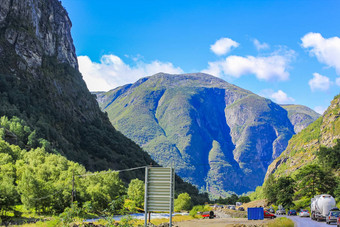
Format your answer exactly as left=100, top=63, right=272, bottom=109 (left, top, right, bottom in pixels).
left=0, top=116, right=208, bottom=219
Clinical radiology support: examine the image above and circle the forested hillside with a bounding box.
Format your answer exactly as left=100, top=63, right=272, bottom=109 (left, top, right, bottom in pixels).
left=266, top=94, right=340, bottom=179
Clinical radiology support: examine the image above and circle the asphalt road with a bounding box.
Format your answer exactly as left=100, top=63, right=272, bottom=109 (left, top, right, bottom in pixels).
left=284, top=215, right=337, bottom=227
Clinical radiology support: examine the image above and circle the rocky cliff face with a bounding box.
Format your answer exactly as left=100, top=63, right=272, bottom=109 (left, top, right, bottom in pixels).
left=0, top=0, right=77, bottom=71
left=280, top=104, right=320, bottom=133
left=96, top=73, right=300, bottom=195
left=0, top=0, right=155, bottom=177
left=265, top=94, right=340, bottom=179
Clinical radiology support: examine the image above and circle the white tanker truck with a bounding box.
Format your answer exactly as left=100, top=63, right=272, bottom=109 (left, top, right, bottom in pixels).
left=311, top=194, right=336, bottom=221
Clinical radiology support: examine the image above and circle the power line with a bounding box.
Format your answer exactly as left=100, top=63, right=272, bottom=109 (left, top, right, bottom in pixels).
left=77, top=165, right=149, bottom=177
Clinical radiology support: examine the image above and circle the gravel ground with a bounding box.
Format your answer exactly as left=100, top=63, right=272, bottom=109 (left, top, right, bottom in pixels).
left=175, top=216, right=271, bottom=227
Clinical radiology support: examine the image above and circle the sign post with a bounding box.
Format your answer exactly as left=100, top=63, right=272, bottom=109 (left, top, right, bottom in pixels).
left=144, top=167, right=175, bottom=227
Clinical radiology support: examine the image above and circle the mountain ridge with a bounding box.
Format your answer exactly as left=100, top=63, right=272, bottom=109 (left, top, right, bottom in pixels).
left=95, top=72, right=318, bottom=195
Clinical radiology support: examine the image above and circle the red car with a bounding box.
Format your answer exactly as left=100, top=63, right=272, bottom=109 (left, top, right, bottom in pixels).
left=337, top=215, right=340, bottom=227
left=202, top=211, right=216, bottom=219
left=264, top=210, right=276, bottom=219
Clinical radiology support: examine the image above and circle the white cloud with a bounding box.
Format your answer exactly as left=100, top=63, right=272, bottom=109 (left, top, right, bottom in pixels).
left=301, top=33, right=340, bottom=74
left=253, top=39, right=269, bottom=51
left=259, top=89, right=295, bottom=104
left=78, top=55, right=183, bottom=91
left=210, top=37, right=239, bottom=56
left=314, top=106, right=327, bottom=115
left=308, top=73, right=331, bottom=91
left=202, top=49, right=294, bottom=81
left=336, top=77, right=340, bottom=87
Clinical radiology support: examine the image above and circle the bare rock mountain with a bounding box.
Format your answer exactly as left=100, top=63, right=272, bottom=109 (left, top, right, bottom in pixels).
left=281, top=104, right=320, bottom=133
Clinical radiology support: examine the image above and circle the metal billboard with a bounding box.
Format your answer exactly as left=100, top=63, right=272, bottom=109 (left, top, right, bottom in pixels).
left=144, top=167, right=175, bottom=226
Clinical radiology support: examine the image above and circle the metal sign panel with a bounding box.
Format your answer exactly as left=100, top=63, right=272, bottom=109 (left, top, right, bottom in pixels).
left=144, top=167, right=175, bottom=226
left=145, top=167, right=174, bottom=212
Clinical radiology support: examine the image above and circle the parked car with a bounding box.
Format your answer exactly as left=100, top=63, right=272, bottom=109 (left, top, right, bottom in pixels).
left=264, top=210, right=276, bottom=219
left=276, top=209, right=286, bottom=215
left=236, top=202, right=243, bottom=206
left=202, top=211, right=216, bottom=219
left=299, top=209, right=310, bottom=217
left=326, top=210, right=340, bottom=225
left=229, top=205, right=236, bottom=210
left=266, top=208, right=275, bottom=213
left=288, top=209, right=297, bottom=216
left=337, top=215, right=340, bottom=227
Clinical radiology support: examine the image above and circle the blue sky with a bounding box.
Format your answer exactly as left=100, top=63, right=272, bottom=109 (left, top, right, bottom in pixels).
left=62, top=0, right=340, bottom=114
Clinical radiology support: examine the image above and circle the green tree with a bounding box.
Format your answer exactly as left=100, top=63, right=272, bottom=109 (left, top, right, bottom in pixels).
left=85, top=171, right=126, bottom=213
left=264, top=174, right=277, bottom=203
left=238, top=196, right=251, bottom=203
left=127, top=179, right=144, bottom=208
left=334, top=178, right=340, bottom=203
left=174, top=192, right=192, bottom=211
left=0, top=154, right=19, bottom=215
left=275, top=176, right=295, bottom=208
left=317, top=139, right=340, bottom=170
left=295, top=164, right=336, bottom=198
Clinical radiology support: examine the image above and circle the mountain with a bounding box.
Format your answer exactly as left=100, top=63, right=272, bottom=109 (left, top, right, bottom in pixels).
left=95, top=73, right=305, bottom=195
left=280, top=104, right=320, bottom=134
left=0, top=0, right=158, bottom=179
left=265, top=94, right=340, bottom=179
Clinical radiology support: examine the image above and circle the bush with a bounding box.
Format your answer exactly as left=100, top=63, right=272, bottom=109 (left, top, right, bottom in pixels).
left=174, top=193, right=192, bottom=211
left=189, top=205, right=211, bottom=217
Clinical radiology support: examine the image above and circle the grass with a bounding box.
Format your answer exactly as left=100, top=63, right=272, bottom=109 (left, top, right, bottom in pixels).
left=13, top=214, right=196, bottom=227
left=266, top=217, right=294, bottom=227
left=134, top=215, right=196, bottom=226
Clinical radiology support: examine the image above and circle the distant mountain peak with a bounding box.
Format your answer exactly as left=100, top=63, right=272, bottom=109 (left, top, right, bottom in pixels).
left=95, top=73, right=312, bottom=196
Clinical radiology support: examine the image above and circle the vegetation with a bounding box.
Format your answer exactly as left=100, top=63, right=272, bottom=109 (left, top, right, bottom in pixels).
left=259, top=141, right=340, bottom=210
left=214, top=194, right=239, bottom=205
left=0, top=116, right=209, bottom=225
left=318, top=139, right=340, bottom=170
left=237, top=196, right=251, bottom=203
left=189, top=205, right=211, bottom=217
left=127, top=179, right=145, bottom=210
left=267, top=217, right=294, bottom=227
left=294, top=164, right=336, bottom=198
left=267, top=94, right=339, bottom=181
left=174, top=193, right=192, bottom=211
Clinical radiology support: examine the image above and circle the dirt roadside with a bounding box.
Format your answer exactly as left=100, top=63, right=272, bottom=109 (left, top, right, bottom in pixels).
left=174, top=210, right=272, bottom=227
left=174, top=217, right=271, bottom=227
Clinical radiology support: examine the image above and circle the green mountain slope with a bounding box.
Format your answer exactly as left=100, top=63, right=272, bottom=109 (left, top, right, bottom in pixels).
left=265, top=94, right=340, bottom=179
left=280, top=104, right=320, bottom=133
left=96, top=73, right=301, bottom=195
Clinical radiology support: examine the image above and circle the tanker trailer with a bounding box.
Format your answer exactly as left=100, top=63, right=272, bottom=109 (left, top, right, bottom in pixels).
left=311, top=194, right=336, bottom=221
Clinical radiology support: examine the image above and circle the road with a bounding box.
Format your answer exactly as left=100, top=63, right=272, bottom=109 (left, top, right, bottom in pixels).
left=284, top=215, right=337, bottom=227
